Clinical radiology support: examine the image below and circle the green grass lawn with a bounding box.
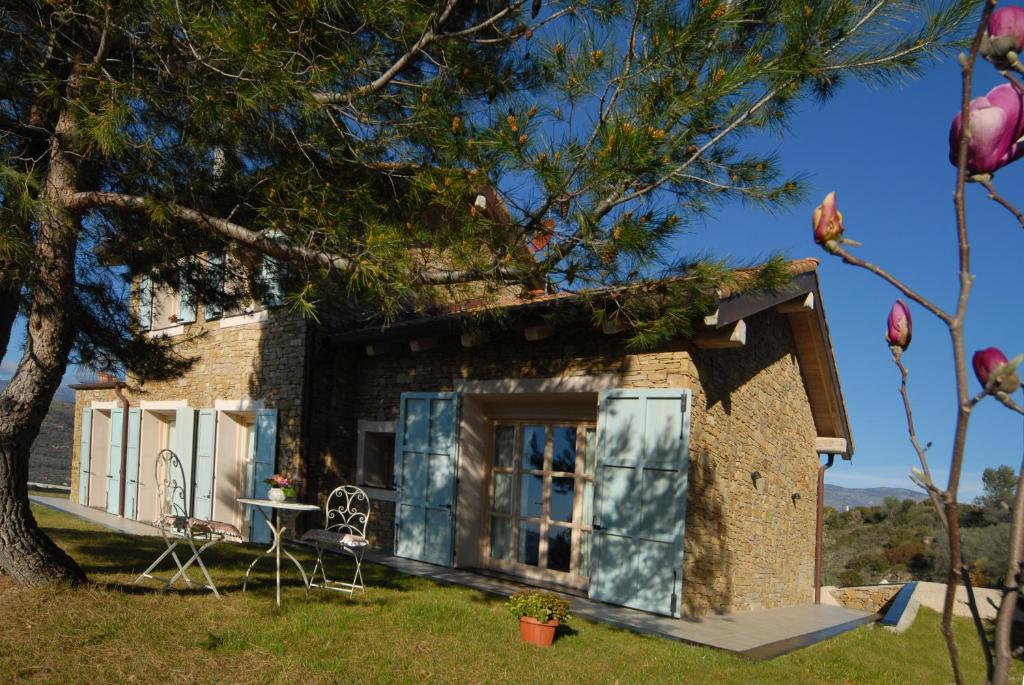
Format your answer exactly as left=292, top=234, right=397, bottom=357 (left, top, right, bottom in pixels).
left=0, top=505, right=1019, bottom=684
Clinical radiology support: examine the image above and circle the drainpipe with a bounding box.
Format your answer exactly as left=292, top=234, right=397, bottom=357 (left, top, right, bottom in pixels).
left=113, top=383, right=130, bottom=518
left=814, top=452, right=836, bottom=604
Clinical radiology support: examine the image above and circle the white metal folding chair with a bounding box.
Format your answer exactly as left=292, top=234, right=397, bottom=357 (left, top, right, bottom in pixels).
left=133, top=449, right=241, bottom=597
left=301, top=485, right=370, bottom=595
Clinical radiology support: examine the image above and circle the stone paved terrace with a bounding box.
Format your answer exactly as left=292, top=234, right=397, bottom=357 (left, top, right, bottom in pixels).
left=29, top=494, right=878, bottom=659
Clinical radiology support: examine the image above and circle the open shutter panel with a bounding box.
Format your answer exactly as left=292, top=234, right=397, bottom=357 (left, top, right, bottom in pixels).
left=193, top=409, right=217, bottom=521
left=177, top=262, right=196, bottom=324
left=124, top=408, right=142, bottom=519
left=262, top=255, right=284, bottom=308
left=78, top=409, right=93, bottom=504
left=588, top=389, right=691, bottom=617
left=106, top=409, right=124, bottom=515
left=250, top=409, right=278, bottom=544
left=172, top=408, right=197, bottom=517
left=394, top=393, right=460, bottom=567
left=138, top=276, right=153, bottom=330
left=204, top=253, right=224, bottom=320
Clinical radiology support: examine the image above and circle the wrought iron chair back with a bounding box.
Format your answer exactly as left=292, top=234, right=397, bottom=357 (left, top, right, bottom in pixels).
left=303, top=485, right=371, bottom=595
left=323, top=485, right=370, bottom=538
left=134, top=449, right=239, bottom=597
left=154, top=448, right=191, bottom=520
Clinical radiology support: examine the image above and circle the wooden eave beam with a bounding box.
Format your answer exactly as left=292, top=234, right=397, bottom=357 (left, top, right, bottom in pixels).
left=460, top=331, right=489, bottom=347
left=815, top=437, right=848, bottom=455
left=694, top=319, right=746, bottom=349
left=776, top=292, right=815, bottom=314
left=524, top=324, right=554, bottom=341
left=365, top=342, right=393, bottom=356
left=409, top=336, right=438, bottom=352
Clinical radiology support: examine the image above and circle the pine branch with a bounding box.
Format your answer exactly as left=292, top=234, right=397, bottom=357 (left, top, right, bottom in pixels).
left=66, top=190, right=526, bottom=286
left=312, top=0, right=463, bottom=106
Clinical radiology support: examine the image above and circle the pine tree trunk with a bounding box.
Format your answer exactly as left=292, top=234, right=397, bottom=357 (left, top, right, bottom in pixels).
left=0, top=102, right=87, bottom=586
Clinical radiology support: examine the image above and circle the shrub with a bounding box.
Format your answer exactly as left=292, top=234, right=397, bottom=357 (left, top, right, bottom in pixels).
left=507, top=591, right=571, bottom=623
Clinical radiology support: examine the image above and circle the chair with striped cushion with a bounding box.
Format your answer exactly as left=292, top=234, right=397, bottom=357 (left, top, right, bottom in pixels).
left=302, top=485, right=370, bottom=595
left=133, top=449, right=241, bottom=597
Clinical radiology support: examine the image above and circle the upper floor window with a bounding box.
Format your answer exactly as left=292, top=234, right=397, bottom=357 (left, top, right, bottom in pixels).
left=136, top=249, right=285, bottom=332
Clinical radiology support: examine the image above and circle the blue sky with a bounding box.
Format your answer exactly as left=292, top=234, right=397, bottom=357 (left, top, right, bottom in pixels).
left=3, top=48, right=1022, bottom=501
left=679, top=57, right=1024, bottom=500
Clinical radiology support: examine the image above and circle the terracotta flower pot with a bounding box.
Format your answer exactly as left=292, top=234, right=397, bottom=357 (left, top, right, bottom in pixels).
left=519, top=616, right=559, bottom=647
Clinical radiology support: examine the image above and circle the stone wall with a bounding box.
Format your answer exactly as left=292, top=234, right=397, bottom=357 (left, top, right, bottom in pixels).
left=69, top=309, right=310, bottom=503
left=307, top=308, right=820, bottom=616
left=685, top=312, right=819, bottom=614
left=365, top=499, right=397, bottom=550
left=826, top=584, right=903, bottom=613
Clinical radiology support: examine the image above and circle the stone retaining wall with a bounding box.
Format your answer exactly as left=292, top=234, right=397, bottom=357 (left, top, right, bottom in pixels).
left=826, top=584, right=903, bottom=613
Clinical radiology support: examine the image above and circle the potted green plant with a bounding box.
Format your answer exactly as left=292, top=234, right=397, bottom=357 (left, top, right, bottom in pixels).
left=507, top=591, right=570, bottom=647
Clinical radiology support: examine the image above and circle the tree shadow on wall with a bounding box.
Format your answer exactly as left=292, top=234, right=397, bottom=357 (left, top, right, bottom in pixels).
left=681, top=446, right=733, bottom=619
left=691, top=311, right=791, bottom=416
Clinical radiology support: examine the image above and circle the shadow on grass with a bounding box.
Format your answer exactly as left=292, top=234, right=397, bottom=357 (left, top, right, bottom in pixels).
left=43, top=525, right=433, bottom=609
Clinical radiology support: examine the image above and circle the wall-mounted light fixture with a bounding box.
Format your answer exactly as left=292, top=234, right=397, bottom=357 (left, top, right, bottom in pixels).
left=792, top=493, right=802, bottom=505
left=751, top=471, right=764, bottom=493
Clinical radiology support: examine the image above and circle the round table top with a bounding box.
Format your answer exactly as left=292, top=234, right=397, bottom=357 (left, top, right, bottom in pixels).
left=236, top=498, right=321, bottom=512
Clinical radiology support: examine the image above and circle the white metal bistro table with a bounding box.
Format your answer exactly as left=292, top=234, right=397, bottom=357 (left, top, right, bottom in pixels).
left=238, top=498, right=321, bottom=606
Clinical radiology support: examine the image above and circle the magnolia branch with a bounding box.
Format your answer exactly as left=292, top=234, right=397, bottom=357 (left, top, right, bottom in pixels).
left=892, top=352, right=949, bottom=529
left=66, top=191, right=524, bottom=285
left=976, top=177, right=1024, bottom=228
left=829, top=244, right=951, bottom=324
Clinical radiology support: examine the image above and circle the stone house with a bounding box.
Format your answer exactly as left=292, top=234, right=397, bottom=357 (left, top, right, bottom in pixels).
left=68, top=256, right=852, bottom=617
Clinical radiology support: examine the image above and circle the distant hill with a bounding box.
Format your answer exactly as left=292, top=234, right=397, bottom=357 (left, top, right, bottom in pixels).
left=0, top=378, right=76, bottom=486
left=826, top=484, right=928, bottom=510
left=29, top=400, right=76, bottom=486
left=0, top=377, right=75, bottom=403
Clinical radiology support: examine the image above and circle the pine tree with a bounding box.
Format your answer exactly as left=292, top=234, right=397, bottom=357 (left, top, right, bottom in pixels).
left=0, top=0, right=975, bottom=584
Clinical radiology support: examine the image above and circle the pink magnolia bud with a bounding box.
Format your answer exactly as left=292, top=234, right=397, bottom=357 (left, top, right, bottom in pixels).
left=885, top=299, right=912, bottom=350
left=983, top=7, right=1024, bottom=66
left=812, top=191, right=844, bottom=245
left=990, top=7, right=1024, bottom=46
left=948, top=84, right=1024, bottom=175
left=972, top=346, right=1022, bottom=393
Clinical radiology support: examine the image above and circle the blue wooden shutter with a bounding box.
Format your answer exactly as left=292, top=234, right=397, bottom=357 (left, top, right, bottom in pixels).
left=78, top=408, right=92, bottom=504
left=124, top=408, right=142, bottom=519
left=394, top=393, right=460, bottom=566
left=106, top=408, right=124, bottom=514
left=250, top=409, right=278, bottom=544
left=259, top=230, right=285, bottom=308
left=172, top=408, right=198, bottom=517
left=588, top=389, right=691, bottom=617
left=177, top=262, right=196, bottom=324
left=261, top=256, right=284, bottom=307
left=138, top=276, right=153, bottom=330
left=193, top=409, right=217, bottom=520
left=205, top=253, right=224, bottom=320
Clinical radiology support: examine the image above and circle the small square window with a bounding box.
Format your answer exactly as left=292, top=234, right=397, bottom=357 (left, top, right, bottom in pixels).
left=360, top=430, right=395, bottom=489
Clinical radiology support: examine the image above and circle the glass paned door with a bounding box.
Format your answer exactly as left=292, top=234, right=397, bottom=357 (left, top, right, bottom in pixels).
left=486, top=421, right=596, bottom=587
